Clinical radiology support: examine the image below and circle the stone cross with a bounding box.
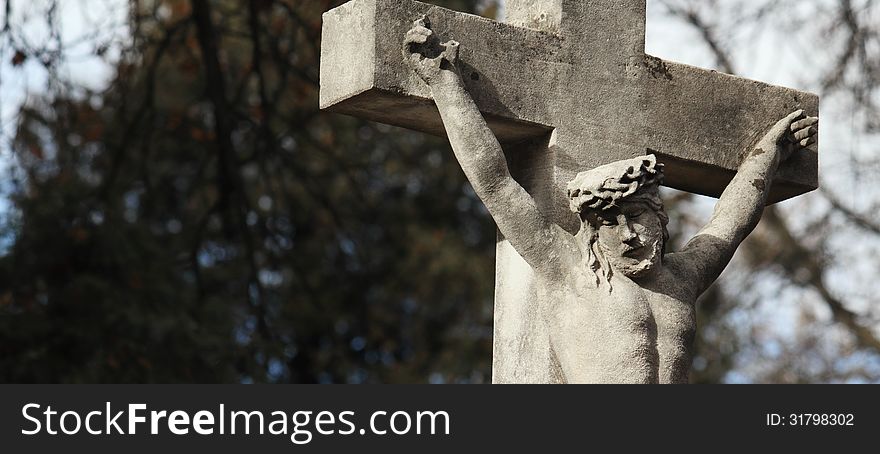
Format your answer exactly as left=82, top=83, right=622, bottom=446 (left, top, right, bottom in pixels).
left=319, top=0, right=819, bottom=383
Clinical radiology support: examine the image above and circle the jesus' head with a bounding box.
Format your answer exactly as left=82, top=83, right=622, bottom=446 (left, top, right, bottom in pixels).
left=567, top=154, right=669, bottom=286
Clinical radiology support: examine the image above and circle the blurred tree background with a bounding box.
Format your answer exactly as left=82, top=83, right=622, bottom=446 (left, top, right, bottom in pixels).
left=0, top=0, right=877, bottom=383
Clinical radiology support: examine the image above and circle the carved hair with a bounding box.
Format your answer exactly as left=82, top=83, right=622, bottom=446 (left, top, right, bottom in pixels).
left=567, top=154, right=664, bottom=214
left=566, top=155, right=669, bottom=288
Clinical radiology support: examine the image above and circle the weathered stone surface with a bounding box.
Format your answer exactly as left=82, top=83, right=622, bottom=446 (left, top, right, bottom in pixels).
left=320, top=0, right=820, bottom=383
left=504, top=0, right=563, bottom=32
left=645, top=61, right=818, bottom=202
left=321, top=0, right=560, bottom=143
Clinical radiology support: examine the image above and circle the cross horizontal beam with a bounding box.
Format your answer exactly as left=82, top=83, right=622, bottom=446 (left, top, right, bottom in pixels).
left=320, top=0, right=818, bottom=202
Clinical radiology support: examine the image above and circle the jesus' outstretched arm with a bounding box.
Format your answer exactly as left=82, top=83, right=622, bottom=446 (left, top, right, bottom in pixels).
left=671, top=109, right=818, bottom=293
left=403, top=16, right=576, bottom=276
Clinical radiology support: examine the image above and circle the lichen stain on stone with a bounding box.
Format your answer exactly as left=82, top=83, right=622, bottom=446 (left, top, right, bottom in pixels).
left=644, top=55, right=672, bottom=80
left=751, top=178, right=766, bottom=191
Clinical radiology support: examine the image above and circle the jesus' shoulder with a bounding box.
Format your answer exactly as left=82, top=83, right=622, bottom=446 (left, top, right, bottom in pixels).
left=482, top=178, right=583, bottom=280
left=656, top=237, right=733, bottom=300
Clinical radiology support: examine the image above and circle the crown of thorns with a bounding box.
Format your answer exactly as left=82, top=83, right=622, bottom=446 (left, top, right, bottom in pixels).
left=567, top=154, right=665, bottom=214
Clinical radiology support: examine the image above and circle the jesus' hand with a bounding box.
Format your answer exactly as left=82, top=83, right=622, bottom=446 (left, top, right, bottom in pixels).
left=755, top=109, right=818, bottom=162
left=402, top=15, right=460, bottom=86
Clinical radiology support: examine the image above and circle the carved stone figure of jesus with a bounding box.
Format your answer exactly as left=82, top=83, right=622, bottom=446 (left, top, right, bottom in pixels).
left=403, top=17, right=818, bottom=384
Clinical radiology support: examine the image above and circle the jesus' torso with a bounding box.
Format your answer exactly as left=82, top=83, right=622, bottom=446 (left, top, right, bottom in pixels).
left=539, top=255, right=697, bottom=384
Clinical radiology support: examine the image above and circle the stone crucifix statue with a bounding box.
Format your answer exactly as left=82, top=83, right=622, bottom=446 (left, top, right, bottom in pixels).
left=402, top=16, right=818, bottom=384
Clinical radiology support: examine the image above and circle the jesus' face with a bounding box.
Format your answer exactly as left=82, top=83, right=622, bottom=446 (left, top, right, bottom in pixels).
left=592, top=202, right=664, bottom=279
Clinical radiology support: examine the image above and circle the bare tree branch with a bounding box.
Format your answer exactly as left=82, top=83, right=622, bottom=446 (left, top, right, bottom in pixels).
left=658, top=0, right=735, bottom=73
left=822, top=189, right=880, bottom=235
left=192, top=0, right=274, bottom=343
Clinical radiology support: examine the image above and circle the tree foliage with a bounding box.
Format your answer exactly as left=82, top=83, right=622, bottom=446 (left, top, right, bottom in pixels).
left=1, top=0, right=496, bottom=383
